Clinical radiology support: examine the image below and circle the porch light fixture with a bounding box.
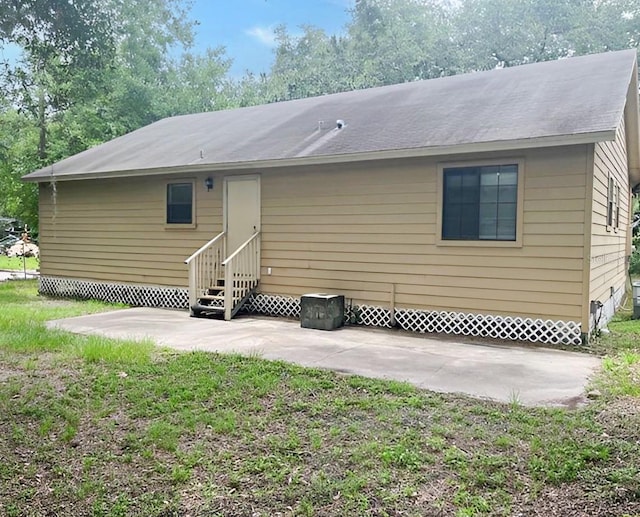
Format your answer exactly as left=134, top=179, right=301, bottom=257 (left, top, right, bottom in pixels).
left=204, top=177, right=214, bottom=191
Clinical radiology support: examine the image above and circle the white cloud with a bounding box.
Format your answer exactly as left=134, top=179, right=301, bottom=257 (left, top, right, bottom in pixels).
left=245, top=25, right=277, bottom=47
left=325, top=0, right=355, bottom=7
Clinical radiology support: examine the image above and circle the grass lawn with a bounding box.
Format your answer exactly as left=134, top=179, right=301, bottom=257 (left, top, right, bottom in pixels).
left=0, top=281, right=639, bottom=516
left=0, top=255, right=39, bottom=271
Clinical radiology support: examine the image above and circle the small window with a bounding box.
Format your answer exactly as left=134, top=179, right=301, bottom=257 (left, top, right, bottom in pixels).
left=166, top=183, right=193, bottom=224
left=442, top=164, right=518, bottom=241
left=607, top=176, right=621, bottom=231
left=607, top=176, right=615, bottom=228
left=615, top=184, right=621, bottom=230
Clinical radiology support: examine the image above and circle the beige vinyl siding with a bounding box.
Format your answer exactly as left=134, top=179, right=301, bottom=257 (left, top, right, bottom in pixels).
left=39, top=173, right=223, bottom=286
left=40, top=145, right=589, bottom=322
left=260, top=145, right=589, bottom=321
left=590, top=119, right=630, bottom=306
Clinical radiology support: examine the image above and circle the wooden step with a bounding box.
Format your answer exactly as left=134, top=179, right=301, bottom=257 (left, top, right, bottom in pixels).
left=198, top=294, right=225, bottom=301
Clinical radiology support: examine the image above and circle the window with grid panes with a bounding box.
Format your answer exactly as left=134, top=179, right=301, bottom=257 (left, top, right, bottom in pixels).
left=442, top=164, right=518, bottom=241
left=166, top=183, right=193, bottom=224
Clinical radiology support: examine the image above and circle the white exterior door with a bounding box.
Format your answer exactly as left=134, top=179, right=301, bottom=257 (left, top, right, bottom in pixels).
left=224, top=175, right=261, bottom=254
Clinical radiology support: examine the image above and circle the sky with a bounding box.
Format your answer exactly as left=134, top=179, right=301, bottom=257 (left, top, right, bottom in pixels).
left=0, top=1, right=355, bottom=77
left=189, top=0, right=354, bottom=76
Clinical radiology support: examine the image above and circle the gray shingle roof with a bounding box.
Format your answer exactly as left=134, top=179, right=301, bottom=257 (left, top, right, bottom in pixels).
left=24, top=49, right=637, bottom=181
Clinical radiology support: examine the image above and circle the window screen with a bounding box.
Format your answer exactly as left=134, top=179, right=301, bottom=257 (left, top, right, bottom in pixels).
left=167, top=183, right=193, bottom=224
left=442, top=164, right=518, bottom=241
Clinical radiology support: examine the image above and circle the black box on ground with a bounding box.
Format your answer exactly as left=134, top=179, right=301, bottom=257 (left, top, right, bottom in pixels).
left=300, top=293, right=345, bottom=330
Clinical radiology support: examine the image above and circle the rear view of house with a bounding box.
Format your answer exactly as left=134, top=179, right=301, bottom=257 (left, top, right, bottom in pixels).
left=23, top=49, right=640, bottom=345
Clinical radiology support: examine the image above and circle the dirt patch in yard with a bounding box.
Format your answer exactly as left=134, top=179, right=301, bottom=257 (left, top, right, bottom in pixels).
left=595, top=396, right=640, bottom=442
left=0, top=366, right=23, bottom=382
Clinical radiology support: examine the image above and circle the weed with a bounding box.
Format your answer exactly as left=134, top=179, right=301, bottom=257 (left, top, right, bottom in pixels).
left=146, top=421, right=179, bottom=452
left=508, top=389, right=522, bottom=408
left=426, top=435, right=447, bottom=452
left=600, top=353, right=640, bottom=396
left=453, top=487, right=491, bottom=516
left=444, top=446, right=469, bottom=469
left=529, top=439, right=611, bottom=483
left=380, top=443, right=422, bottom=469
left=171, top=465, right=192, bottom=483
left=204, top=409, right=238, bottom=435
left=493, top=435, right=514, bottom=449
left=70, top=335, right=155, bottom=364
left=38, top=416, right=55, bottom=436
left=591, top=313, right=640, bottom=398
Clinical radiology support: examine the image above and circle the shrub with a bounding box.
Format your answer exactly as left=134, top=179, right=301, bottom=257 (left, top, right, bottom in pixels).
left=631, top=236, right=640, bottom=276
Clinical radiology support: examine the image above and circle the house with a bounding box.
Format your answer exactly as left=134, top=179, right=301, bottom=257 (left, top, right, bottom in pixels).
left=23, top=49, right=640, bottom=345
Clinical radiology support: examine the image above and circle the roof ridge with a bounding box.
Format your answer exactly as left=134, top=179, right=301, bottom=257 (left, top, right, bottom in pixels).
left=161, top=49, right=638, bottom=123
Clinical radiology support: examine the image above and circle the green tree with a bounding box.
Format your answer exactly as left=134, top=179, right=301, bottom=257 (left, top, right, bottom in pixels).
left=1, top=0, right=117, bottom=162
left=266, top=0, right=640, bottom=100
left=2, top=0, right=199, bottom=159
left=346, top=0, right=458, bottom=85
left=264, top=0, right=457, bottom=101
left=0, top=0, right=114, bottom=71
left=161, top=48, right=236, bottom=116
left=452, top=0, right=640, bottom=70
left=267, top=25, right=352, bottom=101
left=0, top=110, right=41, bottom=230
left=0, top=0, right=219, bottom=230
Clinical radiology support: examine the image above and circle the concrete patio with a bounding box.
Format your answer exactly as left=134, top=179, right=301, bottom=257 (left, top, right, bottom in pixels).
left=47, top=307, right=602, bottom=407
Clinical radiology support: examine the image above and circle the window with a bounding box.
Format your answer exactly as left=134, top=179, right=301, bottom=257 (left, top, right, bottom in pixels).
left=166, top=182, right=193, bottom=224
left=607, top=176, right=621, bottom=231
left=615, top=184, right=621, bottom=230
left=607, top=176, right=615, bottom=228
left=442, top=164, right=518, bottom=241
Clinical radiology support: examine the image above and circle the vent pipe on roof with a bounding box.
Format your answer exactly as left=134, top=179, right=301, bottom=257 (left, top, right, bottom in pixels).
left=336, top=119, right=345, bottom=129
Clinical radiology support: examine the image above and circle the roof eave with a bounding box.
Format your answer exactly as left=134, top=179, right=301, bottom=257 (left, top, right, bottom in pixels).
left=23, top=130, right=616, bottom=183
left=624, top=59, right=640, bottom=187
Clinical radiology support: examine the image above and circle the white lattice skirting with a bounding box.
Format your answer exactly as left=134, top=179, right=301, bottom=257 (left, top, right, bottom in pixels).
left=39, top=276, right=189, bottom=309
left=243, top=293, right=301, bottom=319
left=39, top=277, right=582, bottom=345
left=394, top=309, right=581, bottom=345
left=244, top=295, right=581, bottom=345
